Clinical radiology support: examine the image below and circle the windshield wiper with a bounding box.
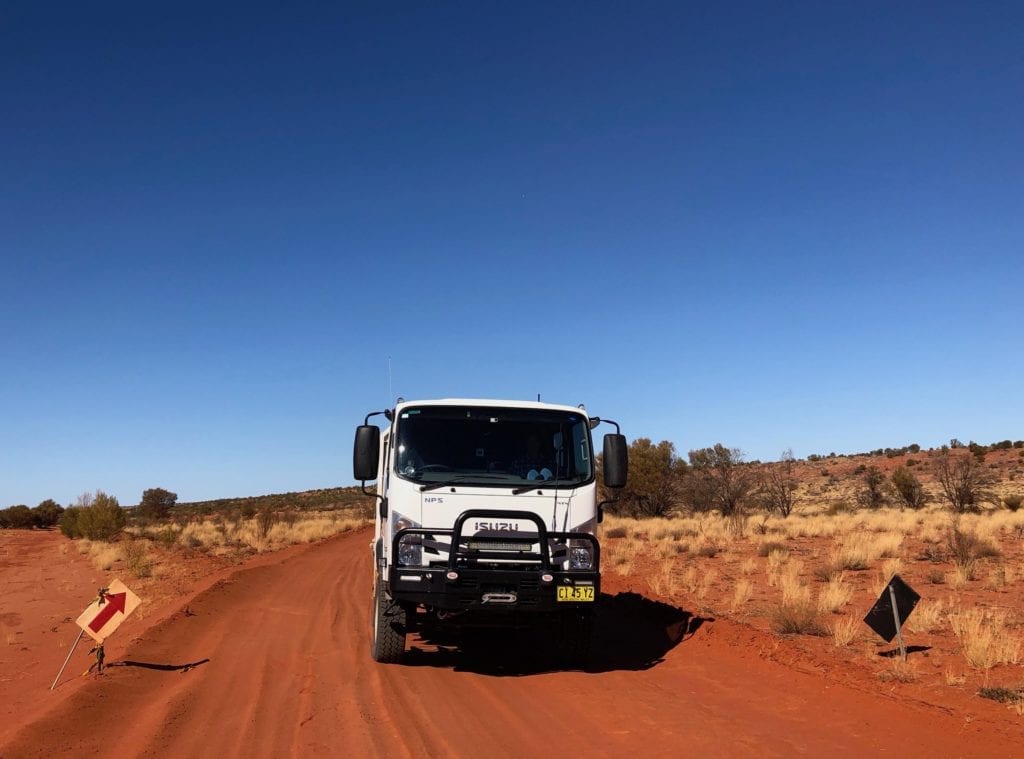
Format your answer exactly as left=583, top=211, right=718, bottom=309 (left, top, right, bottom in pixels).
left=512, top=478, right=571, bottom=495
left=419, top=474, right=507, bottom=492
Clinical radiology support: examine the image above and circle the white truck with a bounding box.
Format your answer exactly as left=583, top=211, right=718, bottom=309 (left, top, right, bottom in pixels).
left=353, top=398, right=628, bottom=664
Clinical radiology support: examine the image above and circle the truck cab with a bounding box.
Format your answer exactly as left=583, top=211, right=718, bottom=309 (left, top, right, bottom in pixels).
left=353, top=398, right=628, bottom=664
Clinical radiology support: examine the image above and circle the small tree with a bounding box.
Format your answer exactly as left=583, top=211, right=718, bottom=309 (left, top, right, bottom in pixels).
left=857, top=466, right=889, bottom=509
left=757, top=449, right=799, bottom=518
left=76, top=490, right=126, bottom=540
left=59, top=507, right=83, bottom=538
left=684, top=444, right=755, bottom=517
left=137, top=487, right=177, bottom=521
left=608, top=438, right=686, bottom=518
left=936, top=451, right=996, bottom=514
left=0, top=505, right=34, bottom=529
left=32, top=499, right=64, bottom=528
left=891, top=467, right=927, bottom=510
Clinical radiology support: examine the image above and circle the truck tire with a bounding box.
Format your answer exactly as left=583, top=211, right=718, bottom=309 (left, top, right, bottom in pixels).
left=371, top=572, right=407, bottom=664
left=553, top=610, right=594, bottom=668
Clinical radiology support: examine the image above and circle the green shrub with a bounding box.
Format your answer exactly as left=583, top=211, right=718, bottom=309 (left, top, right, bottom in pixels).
left=0, top=505, right=34, bottom=529
left=891, top=467, right=928, bottom=509
left=76, top=491, right=126, bottom=541
left=59, top=508, right=82, bottom=538
left=1003, top=495, right=1023, bottom=512
left=32, top=499, right=63, bottom=528
left=137, top=487, right=177, bottom=521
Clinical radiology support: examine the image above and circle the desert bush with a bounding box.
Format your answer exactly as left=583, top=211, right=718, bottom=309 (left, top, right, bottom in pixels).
left=936, top=451, right=997, bottom=513
left=757, top=450, right=798, bottom=518
left=155, top=526, right=178, bottom=547
left=137, top=487, right=177, bottom=521
left=59, top=507, right=82, bottom=538
left=946, top=523, right=999, bottom=581
left=683, top=444, right=755, bottom=517
left=76, top=491, right=126, bottom=541
left=772, top=600, right=826, bottom=636
left=857, top=467, right=890, bottom=510
left=122, top=539, right=153, bottom=578
left=891, top=467, right=928, bottom=510
left=32, top=499, right=63, bottom=527
left=0, top=505, right=34, bottom=529
left=1003, top=494, right=1023, bottom=512
left=606, top=438, right=686, bottom=518
left=256, top=507, right=277, bottom=540
left=604, top=525, right=628, bottom=539
left=978, top=685, right=1024, bottom=705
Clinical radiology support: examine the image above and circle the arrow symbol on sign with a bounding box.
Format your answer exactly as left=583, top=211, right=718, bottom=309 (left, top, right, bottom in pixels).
left=88, top=592, right=127, bottom=633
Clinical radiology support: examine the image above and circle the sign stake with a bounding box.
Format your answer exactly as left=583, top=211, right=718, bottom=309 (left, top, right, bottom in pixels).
left=888, top=583, right=907, bottom=661
left=50, top=629, right=85, bottom=690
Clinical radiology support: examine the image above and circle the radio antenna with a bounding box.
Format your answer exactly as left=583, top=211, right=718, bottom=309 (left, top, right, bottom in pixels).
left=388, top=357, right=393, bottom=404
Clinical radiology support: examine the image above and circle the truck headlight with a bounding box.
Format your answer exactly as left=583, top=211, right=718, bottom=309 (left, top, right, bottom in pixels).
left=391, top=511, right=423, bottom=567
left=569, top=540, right=593, bottom=570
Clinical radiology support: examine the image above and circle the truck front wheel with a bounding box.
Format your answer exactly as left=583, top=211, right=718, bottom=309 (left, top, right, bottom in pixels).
left=371, top=572, right=407, bottom=663
left=553, top=610, right=594, bottom=668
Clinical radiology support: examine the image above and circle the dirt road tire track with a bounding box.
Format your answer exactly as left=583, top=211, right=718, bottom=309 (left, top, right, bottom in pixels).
left=3, top=528, right=1017, bottom=757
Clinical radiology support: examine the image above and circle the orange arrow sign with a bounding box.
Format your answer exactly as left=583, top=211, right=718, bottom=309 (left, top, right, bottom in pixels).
left=76, top=579, right=141, bottom=643
left=88, top=592, right=127, bottom=633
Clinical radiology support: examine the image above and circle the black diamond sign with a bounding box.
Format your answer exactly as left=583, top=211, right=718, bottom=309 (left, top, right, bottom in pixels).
left=864, top=574, right=920, bottom=643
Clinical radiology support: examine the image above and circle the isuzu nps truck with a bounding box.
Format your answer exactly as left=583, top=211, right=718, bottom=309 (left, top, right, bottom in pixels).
left=353, top=398, right=628, bottom=664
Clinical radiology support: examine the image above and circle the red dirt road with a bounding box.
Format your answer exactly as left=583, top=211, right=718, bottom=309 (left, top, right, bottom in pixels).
left=3, top=528, right=1019, bottom=758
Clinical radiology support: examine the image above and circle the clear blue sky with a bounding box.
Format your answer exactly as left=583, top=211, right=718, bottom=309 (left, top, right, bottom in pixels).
left=2, top=2, right=1022, bottom=507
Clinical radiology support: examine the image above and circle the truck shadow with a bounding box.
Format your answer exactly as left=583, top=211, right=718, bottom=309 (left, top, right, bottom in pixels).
left=405, top=591, right=706, bottom=675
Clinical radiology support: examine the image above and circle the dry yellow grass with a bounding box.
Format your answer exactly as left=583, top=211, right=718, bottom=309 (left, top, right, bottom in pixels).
left=778, top=560, right=810, bottom=606
left=648, top=560, right=678, bottom=597
left=944, top=667, right=967, bottom=686
left=80, top=540, right=121, bottom=571
left=173, top=511, right=368, bottom=553
left=829, top=616, right=858, bottom=647
left=681, top=566, right=699, bottom=595
left=766, top=549, right=790, bottom=587
left=949, top=607, right=1021, bottom=670
left=696, top=568, right=717, bottom=605
left=877, top=659, right=918, bottom=683
left=121, top=538, right=153, bottom=578
left=907, top=599, right=945, bottom=634
left=947, top=564, right=973, bottom=589
left=818, top=574, right=852, bottom=613
left=730, top=578, right=753, bottom=612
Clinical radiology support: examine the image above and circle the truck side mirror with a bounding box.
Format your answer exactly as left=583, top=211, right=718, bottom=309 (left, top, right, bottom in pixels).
left=603, top=433, right=628, bottom=488
left=353, top=425, right=381, bottom=481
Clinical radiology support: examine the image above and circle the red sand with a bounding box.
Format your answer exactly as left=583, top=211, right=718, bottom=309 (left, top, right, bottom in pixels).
left=3, top=528, right=1021, bottom=757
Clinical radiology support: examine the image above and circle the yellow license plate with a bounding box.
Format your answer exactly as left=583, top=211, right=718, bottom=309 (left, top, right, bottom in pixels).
left=556, top=585, right=595, bottom=602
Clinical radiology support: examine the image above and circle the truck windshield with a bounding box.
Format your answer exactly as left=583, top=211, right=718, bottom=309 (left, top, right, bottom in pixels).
left=393, top=406, right=594, bottom=489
